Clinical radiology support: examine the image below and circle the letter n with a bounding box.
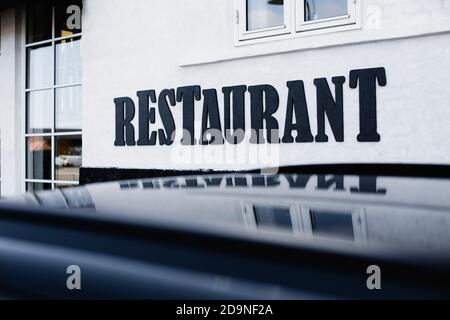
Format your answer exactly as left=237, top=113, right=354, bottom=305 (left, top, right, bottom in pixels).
left=314, top=76, right=345, bottom=142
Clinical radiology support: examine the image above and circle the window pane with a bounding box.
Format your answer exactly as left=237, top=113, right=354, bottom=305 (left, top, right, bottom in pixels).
left=26, top=137, right=52, bottom=180
left=55, top=86, right=82, bottom=132
left=26, top=1, right=53, bottom=44
left=55, top=184, right=78, bottom=189
left=27, top=43, right=53, bottom=89
left=55, top=135, right=82, bottom=182
left=310, top=210, right=354, bottom=241
left=27, top=183, right=52, bottom=192
left=305, top=0, right=348, bottom=21
left=55, top=0, right=83, bottom=38
left=26, top=90, right=53, bottom=134
left=56, top=37, right=82, bottom=85
left=247, top=0, right=284, bottom=31
left=254, top=205, right=293, bottom=231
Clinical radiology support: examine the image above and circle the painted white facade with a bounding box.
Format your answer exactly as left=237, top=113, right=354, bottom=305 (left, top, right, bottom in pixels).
left=81, top=0, right=450, bottom=171
left=1, top=0, right=450, bottom=195
left=0, top=9, right=24, bottom=197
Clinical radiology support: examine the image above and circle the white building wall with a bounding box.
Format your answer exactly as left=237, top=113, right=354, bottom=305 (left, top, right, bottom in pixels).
left=81, top=0, right=450, bottom=171
left=0, top=9, right=24, bottom=196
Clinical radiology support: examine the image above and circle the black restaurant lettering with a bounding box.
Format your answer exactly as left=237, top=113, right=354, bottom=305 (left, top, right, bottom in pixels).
left=158, top=89, right=176, bottom=146
left=317, top=175, right=345, bottom=191
left=113, top=67, right=386, bottom=147
left=285, top=174, right=311, bottom=189
left=350, top=176, right=387, bottom=195
left=200, top=89, right=224, bottom=145
left=248, top=84, right=280, bottom=144
left=122, top=175, right=387, bottom=196
left=114, top=97, right=136, bottom=146
left=350, top=67, right=386, bottom=142
left=282, top=80, right=314, bottom=143
left=223, top=85, right=247, bottom=144
left=136, top=90, right=157, bottom=146
left=176, top=85, right=201, bottom=145
left=250, top=175, right=281, bottom=187
left=314, top=76, right=345, bottom=143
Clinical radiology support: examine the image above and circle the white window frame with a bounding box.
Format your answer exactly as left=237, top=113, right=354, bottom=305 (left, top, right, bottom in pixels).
left=296, top=0, right=357, bottom=32
left=299, top=202, right=367, bottom=243
left=236, top=0, right=360, bottom=43
left=238, top=0, right=293, bottom=41
left=242, top=200, right=367, bottom=244
left=242, top=200, right=305, bottom=237
left=23, top=4, right=82, bottom=192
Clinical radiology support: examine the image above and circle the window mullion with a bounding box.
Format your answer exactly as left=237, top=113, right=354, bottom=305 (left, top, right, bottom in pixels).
left=348, top=0, right=356, bottom=19
left=51, top=5, right=56, bottom=189
left=284, top=0, right=292, bottom=32
left=296, top=0, right=306, bottom=31
left=291, top=0, right=298, bottom=34
left=51, top=89, right=55, bottom=187
left=25, top=33, right=82, bottom=48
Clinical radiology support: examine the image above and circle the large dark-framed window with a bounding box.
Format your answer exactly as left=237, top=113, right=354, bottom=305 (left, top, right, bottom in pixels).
left=25, top=1, right=82, bottom=191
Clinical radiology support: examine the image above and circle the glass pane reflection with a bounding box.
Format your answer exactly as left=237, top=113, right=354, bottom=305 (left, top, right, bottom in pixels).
left=55, top=86, right=82, bottom=132
left=26, top=2, right=53, bottom=44
left=55, top=184, right=78, bottom=189
left=55, top=135, right=82, bottom=182
left=247, top=0, right=284, bottom=31
left=254, top=205, right=293, bottom=231
left=310, top=210, right=354, bottom=241
left=26, top=43, right=53, bottom=89
left=305, top=0, right=348, bottom=21
left=27, top=183, right=52, bottom=192
left=26, top=90, right=53, bottom=134
left=26, top=137, right=52, bottom=180
left=56, top=37, right=82, bottom=85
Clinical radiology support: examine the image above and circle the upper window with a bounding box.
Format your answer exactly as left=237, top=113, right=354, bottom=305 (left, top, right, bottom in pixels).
left=237, top=0, right=357, bottom=42
left=310, top=209, right=354, bottom=241
left=253, top=205, right=294, bottom=232
left=239, top=0, right=292, bottom=40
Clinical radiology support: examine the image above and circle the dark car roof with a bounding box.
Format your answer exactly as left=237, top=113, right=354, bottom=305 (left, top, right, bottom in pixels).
left=8, top=172, right=450, bottom=259
left=3, top=171, right=450, bottom=299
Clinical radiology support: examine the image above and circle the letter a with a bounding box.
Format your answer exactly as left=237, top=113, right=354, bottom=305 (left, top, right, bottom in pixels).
left=366, top=265, right=381, bottom=290
left=66, top=265, right=82, bottom=290
left=66, top=5, right=82, bottom=30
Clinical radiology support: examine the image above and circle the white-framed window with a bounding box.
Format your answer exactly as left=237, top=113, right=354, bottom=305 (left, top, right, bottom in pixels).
left=243, top=201, right=303, bottom=235
left=297, top=0, right=356, bottom=31
left=238, top=0, right=292, bottom=41
left=242, top=200, right=366, bottom=243
left=24, top=1, right=82, bottom=192
left=298, top=204, right=366, bottom=243
left=236, top=0, right=359, bottom=43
